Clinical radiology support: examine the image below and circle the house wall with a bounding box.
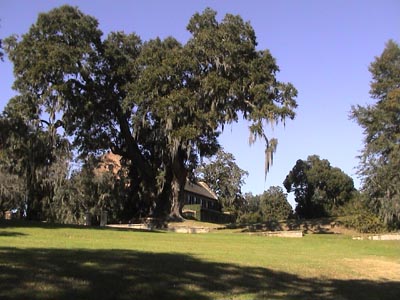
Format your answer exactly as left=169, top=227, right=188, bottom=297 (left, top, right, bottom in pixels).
left=182, top=192, right=234, bottom=223
left=184, top=192, right=221, bottom=211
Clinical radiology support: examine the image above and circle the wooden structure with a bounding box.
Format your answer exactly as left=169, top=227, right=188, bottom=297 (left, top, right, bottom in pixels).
left=183, top=181, right=232, bottom=223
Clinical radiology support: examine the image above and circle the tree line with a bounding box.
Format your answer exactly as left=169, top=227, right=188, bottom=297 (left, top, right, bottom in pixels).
left=0, top=6, right=399, bottom=230
left=201, top=151, right=355, bottom=224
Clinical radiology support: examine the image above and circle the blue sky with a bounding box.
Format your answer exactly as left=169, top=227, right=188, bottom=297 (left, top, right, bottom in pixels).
left=1, top=0, right=399, bottom=205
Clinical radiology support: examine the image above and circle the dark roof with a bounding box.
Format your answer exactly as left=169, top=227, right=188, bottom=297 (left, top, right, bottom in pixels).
left=184, top=181, right=218, bottom=201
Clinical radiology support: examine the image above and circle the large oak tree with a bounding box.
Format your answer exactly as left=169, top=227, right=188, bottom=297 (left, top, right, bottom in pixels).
left=5, top=6, right=297, bottom=220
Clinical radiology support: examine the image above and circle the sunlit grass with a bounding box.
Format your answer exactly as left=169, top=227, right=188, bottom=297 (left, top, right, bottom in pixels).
left=1, top=220, right=399, bottom=299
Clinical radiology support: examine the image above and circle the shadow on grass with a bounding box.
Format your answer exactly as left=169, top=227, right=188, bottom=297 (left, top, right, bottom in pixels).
left=0, top=231, right=27, bottom=237
left=1, top=247, right=399, bottom=300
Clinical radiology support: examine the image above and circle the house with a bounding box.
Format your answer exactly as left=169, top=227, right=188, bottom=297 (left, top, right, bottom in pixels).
left=184, top=181, right=219, bottom=209
left=183, top=181, right=232, bottom=223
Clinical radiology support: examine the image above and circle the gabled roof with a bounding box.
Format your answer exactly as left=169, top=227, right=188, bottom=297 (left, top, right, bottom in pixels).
left=184, top=181, right=218, bottom=201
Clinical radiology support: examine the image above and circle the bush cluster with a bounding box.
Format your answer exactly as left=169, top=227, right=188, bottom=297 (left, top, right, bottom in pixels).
left=339, top=197, right=387, bottom=233
left=342, top=212, right=386, bottom=233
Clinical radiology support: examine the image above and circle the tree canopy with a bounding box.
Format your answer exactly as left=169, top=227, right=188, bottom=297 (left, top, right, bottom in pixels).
left=196, top=149, right=248, bottom=214
left=240, top=187, right=292, bottom=223
left=0, top=99, right=71, bottom=220
left=283, top=155, right=355, bottom=219
left=350, top=40, right=400, bottom=228
left=259, top=186, right=293, bottom=221
left=3, top=6, right=297, bottom=221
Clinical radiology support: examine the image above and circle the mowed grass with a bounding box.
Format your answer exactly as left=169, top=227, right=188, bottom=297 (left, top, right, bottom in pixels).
left=1, top=221, right=399, bottom=300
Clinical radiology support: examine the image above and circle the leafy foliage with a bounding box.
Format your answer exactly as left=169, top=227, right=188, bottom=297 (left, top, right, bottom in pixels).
left=284, top=155, right=355, bottom=219
left=350, top=40, right=400, bottom=228
left=59, top=157, right=130, bottom=224
left=239, top=187, right=292, bottom=223
left=0, top=102, right=71, bottom=220
left=259, top=186, right=293, bottom=221
left=339, top=194, right=387, bottom=233
left=4, top=6, right=297, bottom=220
left=0, top=168, right=24, bottom=215
left=196, top=149, right=248, bottom=214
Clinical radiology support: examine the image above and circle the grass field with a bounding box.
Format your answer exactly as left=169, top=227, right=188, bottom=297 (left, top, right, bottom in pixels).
left=1, top=221, right=399, bottom=299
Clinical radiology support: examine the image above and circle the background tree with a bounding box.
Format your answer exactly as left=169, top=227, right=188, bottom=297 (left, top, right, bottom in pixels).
left=5, top=6, right=297, bottom=221
left=0, top=112, right=48, bottom=219
left=283, top=155, right=355, bottom=218
left=350, top=40, right=400, bottom=228
left=0, top=168, right=24, bottom=216
left=259, top=186, right=292, bottom=221
left=60, top=156, right=129, bottom=224
left=0, top=98, right=71, bottom=220
left=239, top=193, right=262, bottom=223
left=196, top=149, right=248, bottom=215
left=239, top=187, right=292, bottom=223
left=338, top=192, right=386, bottom=233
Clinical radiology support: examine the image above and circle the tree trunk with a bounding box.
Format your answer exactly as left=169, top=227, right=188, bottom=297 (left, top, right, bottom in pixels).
left=25, top=164, right=40, bottom=220
left=169, top=175, right=186, bottom=221
left=168, top=151, right=187, bottom=221
left=153, top=168, right=173, bottom=220
left=113, top=105, right=160, bottom=220
left=126, top=164, right=158, bottom=221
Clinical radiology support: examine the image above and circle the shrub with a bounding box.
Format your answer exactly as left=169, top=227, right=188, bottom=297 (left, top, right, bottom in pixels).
left=237, top=211, right=263, bottom=224
left=340, top=195, right=387, bottom=233
left=342, top=212, right=386, bottom=233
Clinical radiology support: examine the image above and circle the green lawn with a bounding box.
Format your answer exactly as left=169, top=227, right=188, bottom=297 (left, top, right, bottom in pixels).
left=1, top=221, right=399, bottom=300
